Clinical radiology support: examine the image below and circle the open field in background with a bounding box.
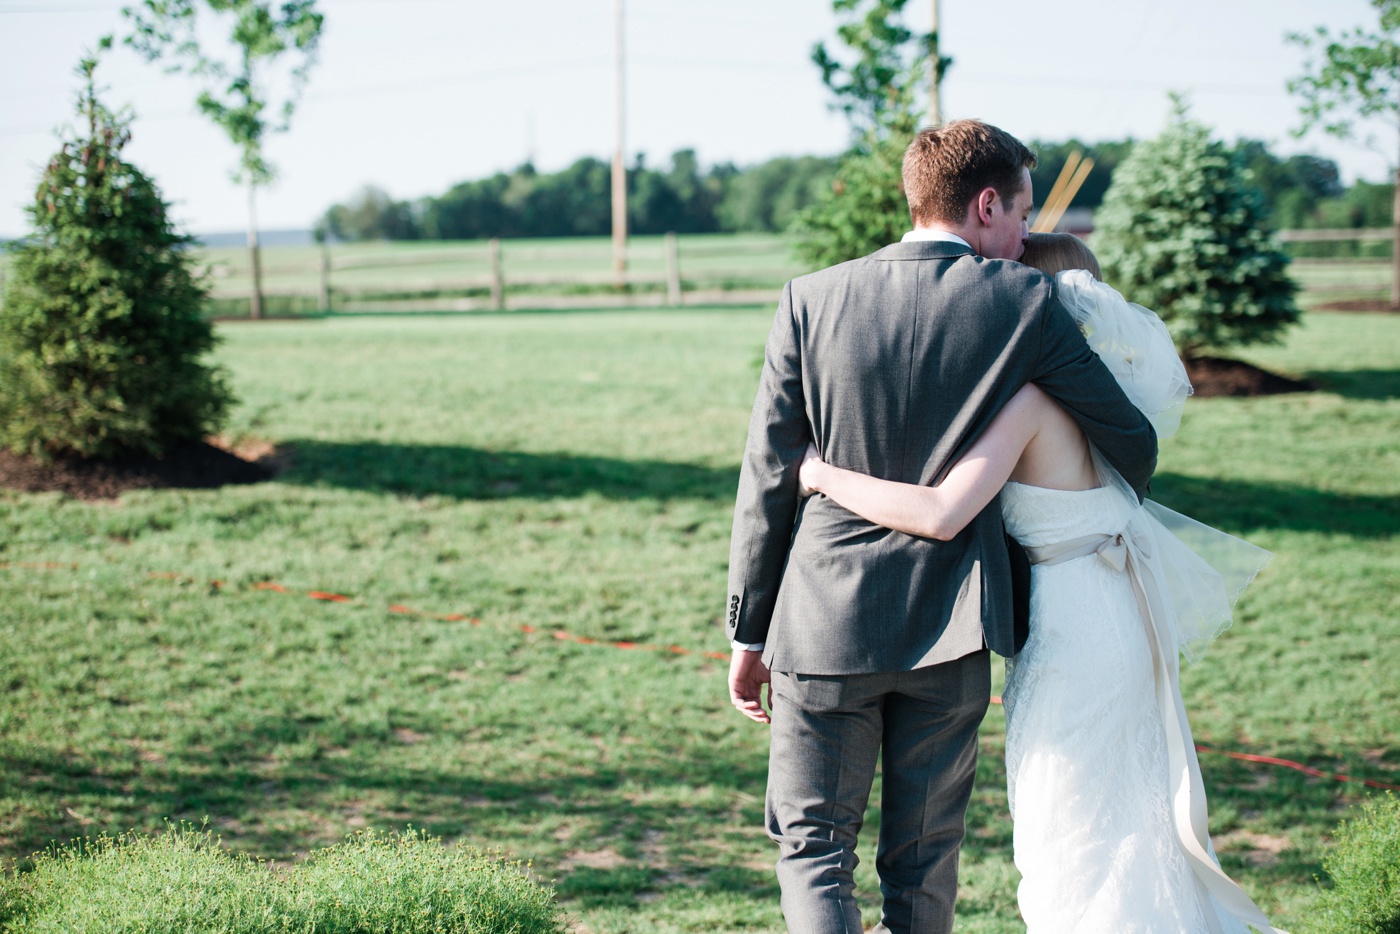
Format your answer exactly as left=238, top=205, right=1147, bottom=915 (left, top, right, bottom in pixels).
left=0, top=301, right=1396, bottom=931
left=196, top=236, right=1399, bottom=315
left=2, top=231, right=1394, bottom=314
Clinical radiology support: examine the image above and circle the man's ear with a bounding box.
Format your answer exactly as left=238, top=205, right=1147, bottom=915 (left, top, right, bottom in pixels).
left=974, top=187, right=998, bottom=227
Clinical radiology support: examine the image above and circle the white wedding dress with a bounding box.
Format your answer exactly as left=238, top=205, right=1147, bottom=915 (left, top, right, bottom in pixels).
left=995, top=270, right=1282, bottom=934
left=1001, top=481, right=1247, bottom=933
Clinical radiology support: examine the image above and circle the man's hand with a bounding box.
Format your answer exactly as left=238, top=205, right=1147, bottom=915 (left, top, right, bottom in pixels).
left=729, top=648, right=772, bottom=724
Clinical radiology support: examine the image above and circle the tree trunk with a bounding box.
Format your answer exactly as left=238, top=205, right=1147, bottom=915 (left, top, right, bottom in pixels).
left=928, top=0, right=941, bottom=126
left=611, top=0, right=628, bottom=290
left=247, top=183, right=264, bottom=321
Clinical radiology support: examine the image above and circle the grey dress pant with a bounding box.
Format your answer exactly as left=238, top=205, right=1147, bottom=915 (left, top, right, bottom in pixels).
left=765, top=650, right=990, bottom=934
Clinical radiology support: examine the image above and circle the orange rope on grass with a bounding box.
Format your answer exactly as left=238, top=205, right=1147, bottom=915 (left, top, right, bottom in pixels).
left=6, top=560, right=1398, bottom=791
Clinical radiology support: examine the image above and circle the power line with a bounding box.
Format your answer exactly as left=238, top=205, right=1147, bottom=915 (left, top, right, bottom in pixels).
left=0, top=4, right=121, bottom=12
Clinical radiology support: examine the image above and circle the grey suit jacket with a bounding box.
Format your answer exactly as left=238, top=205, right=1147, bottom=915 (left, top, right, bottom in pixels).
left=724, top=240, right=1158, bottom=674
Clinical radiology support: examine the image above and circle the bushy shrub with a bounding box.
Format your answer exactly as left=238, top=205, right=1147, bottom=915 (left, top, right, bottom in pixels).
left=0, top=823, right=565, bottom=934
left=794, top=126, right=913, bottom=268
left=0, top=54, right=231, bottom=461
left=1092, top=100, right=1300, bottom=358
left=1309, top=793, right=1400, bottom=934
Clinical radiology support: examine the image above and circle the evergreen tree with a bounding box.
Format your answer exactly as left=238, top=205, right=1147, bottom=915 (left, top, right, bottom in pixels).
left=0, top=52, right=232, bottom=461
left=1091, top=102, right=1299, bottom=358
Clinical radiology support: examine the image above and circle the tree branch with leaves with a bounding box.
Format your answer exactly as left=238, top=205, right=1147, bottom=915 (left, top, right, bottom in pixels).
left=797, top=0, right=943, bottom=266
left=121, top=0, right=323, bottom=319
left=1289, top=0, right=1400, bottom=306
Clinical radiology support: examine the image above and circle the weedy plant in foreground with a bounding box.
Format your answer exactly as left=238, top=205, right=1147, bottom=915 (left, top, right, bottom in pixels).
left=0, top=823, right=564, bottom=934
left=1307, top=793, right=1400, bottom=934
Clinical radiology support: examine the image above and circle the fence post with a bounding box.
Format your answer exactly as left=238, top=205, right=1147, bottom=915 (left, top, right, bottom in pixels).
left=490, top=238, right=505, bottom=311
left=665, top=231, right=681, bottom=307
left=318, top=242, right=331, bottom=312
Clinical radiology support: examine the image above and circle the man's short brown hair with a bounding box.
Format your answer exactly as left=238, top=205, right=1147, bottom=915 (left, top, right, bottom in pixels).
left=902, top=120, right=1037, bottom=227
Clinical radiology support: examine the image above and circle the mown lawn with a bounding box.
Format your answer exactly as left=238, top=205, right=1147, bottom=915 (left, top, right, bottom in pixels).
left=0, top=306, right=1396, bottom=932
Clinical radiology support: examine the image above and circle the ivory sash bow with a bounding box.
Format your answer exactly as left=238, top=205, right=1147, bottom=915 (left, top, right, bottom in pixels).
left=1026, top=518, right=1287, bottom=934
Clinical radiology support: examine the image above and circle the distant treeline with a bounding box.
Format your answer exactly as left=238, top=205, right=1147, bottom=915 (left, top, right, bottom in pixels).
left=318, top=140, right=1391, bottom=243
left=318, top=150, right=838, bottom=242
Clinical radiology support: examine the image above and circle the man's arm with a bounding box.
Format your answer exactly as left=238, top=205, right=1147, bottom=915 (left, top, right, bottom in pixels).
left=725, top=281, right=809, bottom=647
left=1031, top=289, right=1158, bottom=496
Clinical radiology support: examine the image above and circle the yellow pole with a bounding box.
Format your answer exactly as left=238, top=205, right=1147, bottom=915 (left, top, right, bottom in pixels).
left=1037, top=157, right=1095, bottom=234
left=1032, top=149, right=1082, bottom=233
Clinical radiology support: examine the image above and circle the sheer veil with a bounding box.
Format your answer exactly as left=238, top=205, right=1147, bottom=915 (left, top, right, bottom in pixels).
left=1057, top=270, right=1272, bottom=663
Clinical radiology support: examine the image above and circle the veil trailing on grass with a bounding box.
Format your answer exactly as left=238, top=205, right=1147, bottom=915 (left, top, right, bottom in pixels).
left=1059, top=269, right=1272, bottom=664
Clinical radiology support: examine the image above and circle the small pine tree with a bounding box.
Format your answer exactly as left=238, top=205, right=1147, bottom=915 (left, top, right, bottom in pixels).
left=0, top=50, right=232, bottom=461
left=1092, top=100, right=1300, bottom=359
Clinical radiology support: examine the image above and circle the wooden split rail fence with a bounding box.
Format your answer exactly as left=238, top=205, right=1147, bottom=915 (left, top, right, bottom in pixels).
left=199, top=233, right=806, bottom=315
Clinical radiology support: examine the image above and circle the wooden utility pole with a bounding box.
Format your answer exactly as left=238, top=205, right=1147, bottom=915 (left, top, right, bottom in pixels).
left=928, top=0, right=942, bottom=126
left=611, top=0, right=628, bottom=289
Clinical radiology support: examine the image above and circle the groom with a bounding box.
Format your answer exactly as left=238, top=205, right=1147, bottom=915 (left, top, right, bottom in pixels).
left=725, top=120, right=1157, bottom=933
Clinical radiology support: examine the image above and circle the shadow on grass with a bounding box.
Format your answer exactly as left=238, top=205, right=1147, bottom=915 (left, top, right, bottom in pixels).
left=1151, top=472, right=1398, bottom=539
left=280, top=439, right=739, bottom=501
left=0, top=713, right=774, bottom=886
left=1305, top=368, right=1400, bottom=401
left=0, top=712, right=1351, bottom=911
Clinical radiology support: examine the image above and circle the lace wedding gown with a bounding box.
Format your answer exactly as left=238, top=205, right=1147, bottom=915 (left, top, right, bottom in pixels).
left=1000, top=478, right=1269, bottom=933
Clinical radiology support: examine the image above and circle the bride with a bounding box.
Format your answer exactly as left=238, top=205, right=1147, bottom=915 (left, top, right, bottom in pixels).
left=796, top=233, right=1282, bottom=933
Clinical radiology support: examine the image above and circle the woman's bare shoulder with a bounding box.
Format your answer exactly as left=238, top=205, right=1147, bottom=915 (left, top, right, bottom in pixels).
left=1007, top=383, right=1097, bottom=489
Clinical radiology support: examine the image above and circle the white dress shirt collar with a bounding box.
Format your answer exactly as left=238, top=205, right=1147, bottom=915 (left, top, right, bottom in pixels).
left=901, top=228, right=972, bottom=249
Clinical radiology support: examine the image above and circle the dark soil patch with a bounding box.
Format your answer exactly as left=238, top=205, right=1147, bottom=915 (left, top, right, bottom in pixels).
left=1185, top=356, right=1314, bottom=398
left=0, top=439, right=279, bottom=500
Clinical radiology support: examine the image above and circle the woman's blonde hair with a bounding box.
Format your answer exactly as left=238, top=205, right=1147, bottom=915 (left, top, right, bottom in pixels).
left=1020, top=232, right=1101, bottom=279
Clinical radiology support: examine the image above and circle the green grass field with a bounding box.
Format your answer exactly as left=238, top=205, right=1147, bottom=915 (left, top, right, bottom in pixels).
left=0, top=303, right=1397, bottom=932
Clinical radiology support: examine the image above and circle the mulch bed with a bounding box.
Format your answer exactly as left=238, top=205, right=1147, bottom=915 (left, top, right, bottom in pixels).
left=0, top=439, right=277, bottom=500
left=1185, top=356, right=1314, bottom=398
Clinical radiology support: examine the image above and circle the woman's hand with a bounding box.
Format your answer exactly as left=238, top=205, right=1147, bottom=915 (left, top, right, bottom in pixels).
left=798, top=442, right=824, bottom=498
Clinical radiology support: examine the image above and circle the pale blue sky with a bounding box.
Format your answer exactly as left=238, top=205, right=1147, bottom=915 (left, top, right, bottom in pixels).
left=0, top=0, right=1388, bottom=237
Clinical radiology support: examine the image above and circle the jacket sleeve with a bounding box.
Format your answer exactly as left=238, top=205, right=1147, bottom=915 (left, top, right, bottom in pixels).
left=1031, top=287, right=1159, bottom=498
left=725, top=281, right=810, bottom=644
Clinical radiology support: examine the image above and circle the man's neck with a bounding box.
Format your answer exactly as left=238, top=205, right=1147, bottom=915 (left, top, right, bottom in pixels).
left=903, top=225, right=975, bottom=250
